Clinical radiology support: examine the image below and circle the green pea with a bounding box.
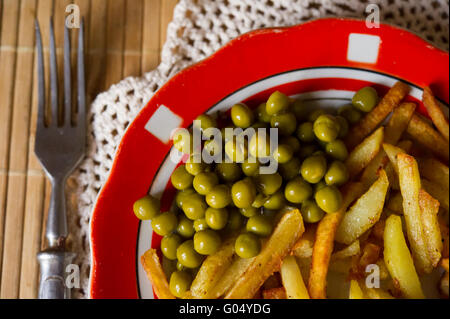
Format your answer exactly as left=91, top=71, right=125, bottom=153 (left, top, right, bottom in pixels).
left=296, top=122, right=315, bottom=143
left=231, top=178, right=257, bottom=208
left=231, top=103, right=254, bottom=128
left=176, top=240, right=203, bottom=268
left=279, top=157, right=301, bottom=180
left=251, top=122, right=268, bottom=129
left=252, top=193, right=270, bottom=208
left=215, top=162, right=242, bottom=183
left=177, top=215, right=195, bottom=238
left=284, top=177, right=313, bottom=204
left=240, top=206, right=260, bottom=218
left=151, top=211, right=178, bottom=236
left=266, top=91, right=290, bottom=115
left=193, top=230, right=222, bottom=255
left=194, top=114, right=217, bottom=131
left=291, top=99, right=308, bottom=121
left=205, top=207, right=229, bottom=230
left=235, top=233, right=261, bottom=258
left=171, top=165, right=194, bottom=190
left=325, top=140, right=348, bottom=161
left=226, top=208, right=245, bottom=231
left=185, top=154, right=206, bottom=176
left=241, top=157, right=260, bottom=177
left=255, top=102, right=271, bottom=123
left=225, top=138, right=248, bottom=162
left=169, top=271, right=192, bottom=298
left=336, top=116, right=349, bottom=138
left=133, top=195, right=160, bottom=220
left=249, top=130, right=271, bottom=158
left=193, top=171, right=219, bottom=195
left=273, top=144, right=293, bottom=164
left=338, top=105, right=362, bottom=124
left=270, top=112, right=297, bottom=136
left=280, top=136, right=301, bottom=153
left=298, top=144, right=318, bottom=160
left=206, top=184, right=232, bottom=209
left=172, top=129, right=193, bottom=154
left=300, top=155, right=327, bottom=184
left=203, top=139, right=222, bottom=157
left=263, top=190, right=286, bottom=210
left=352, top=86, right=379, bottom=113
left=308, top=109, right=326, bottom=122
left=313, top=114, right=339, bottom=142
left=314, top=180, right=327, bottom=195
left=175, top=188, right=196, bottom=209
left=257, top=173, right=282, bottom=195
left=182, top=194, right=207, bottom=220
left=324, top=161, right=349, bottom=186
left=246, top=215, right=273, bottom=237
left=301, top=200, right=325, bottom=223
left=193, top=218, right=209, bottom=232
left=176, top=261, right=187, bottom=272
left=161, top=233, right=182, bottom=260
left=314, top=185, right=343, bottom=214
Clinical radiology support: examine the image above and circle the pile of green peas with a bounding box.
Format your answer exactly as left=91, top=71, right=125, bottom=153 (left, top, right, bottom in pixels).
left=133, top=86, right=378, bottom=297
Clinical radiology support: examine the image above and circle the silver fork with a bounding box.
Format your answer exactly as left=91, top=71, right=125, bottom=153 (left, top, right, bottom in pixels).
left=35, top=18, right=86, bottom=299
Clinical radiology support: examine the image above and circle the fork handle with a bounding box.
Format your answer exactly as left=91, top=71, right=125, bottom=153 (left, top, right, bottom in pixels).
left=37, top=250, right=76, bottom=299
left=46, top=177, right=68, bottom=247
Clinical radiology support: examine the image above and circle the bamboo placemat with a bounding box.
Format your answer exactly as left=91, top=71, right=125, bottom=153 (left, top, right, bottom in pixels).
left=0, top=0, right=178, bottom=299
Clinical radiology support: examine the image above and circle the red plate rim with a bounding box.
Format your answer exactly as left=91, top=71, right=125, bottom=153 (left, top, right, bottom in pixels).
left=89, top=18, right=449, bottom=299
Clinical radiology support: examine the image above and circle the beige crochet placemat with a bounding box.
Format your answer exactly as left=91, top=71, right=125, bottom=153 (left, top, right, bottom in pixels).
left=70, top=0, right=449, bottom=298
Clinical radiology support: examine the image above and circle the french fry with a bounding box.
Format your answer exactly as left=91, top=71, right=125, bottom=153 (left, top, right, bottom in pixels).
left=280, top=255, right=310, bottom=299
left=418, top=189, right=443, bottom=268
left=359, top=243, right=381, bottom=270
left=386, top=191, right=403, bottom=214
left=141, top=249, right=176, bottom=299
left=308, top=182, right=365, bottom=299
left=336, top=170, right=389, bottom=245
left=360, top=151, right=390, bottom=188
left=362, top=287, right=395, bottom=299
left=406, top=114, right=449, bottom=162
left=441, top=258, right=449, bottom=272
left=331, top=240, right=360, bottom=260
left=418, top=157, right=449, bottom=191
left=346, top=127, right=384, bottom=179
left=190, top=235, right=237, bottom=298
left=349, top=280, right=365, bottom=299
left=376, top=259, right=390, bottom=280
left=385, top=102, right=417, bottom=144
left=346, top=81, right=410, bottom=149
left=383, top=141, right=413, bottom=174
left=210, top=256, right=254, bottom=298
left=422, top=86, right=449, bottom=141
left=397, top=153, right=433, bottom=274
left=384, top=214, right=425, bottom=299
left=422, top=179, right=449, bottom=212
left=293, top=224, right=316, bottom=259
left=262, top=287, right=287, bottom=299
left=225, top=209, right=305, bottom=299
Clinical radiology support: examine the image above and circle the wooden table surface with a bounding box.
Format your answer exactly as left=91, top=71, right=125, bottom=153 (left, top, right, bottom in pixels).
left=0, top=0, right=178, bottom=299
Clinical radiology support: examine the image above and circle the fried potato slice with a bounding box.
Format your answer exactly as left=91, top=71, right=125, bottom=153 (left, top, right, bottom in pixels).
left=422, top=179, right=449, bottom=212
left=280, top=255, right=310, bottom=299
left=293, top=224, right=316, bottom=259
left=418, top=157, right=449, bottom=191
left=422, top=86, right=449, bottom=141
left=210, top=256, right=254, bottom=298
left=346, top=127, right=384, bottom=179
left=308, top=182, right=365, bottom=299
left=406, top=114, right=449, bottom=162
left=331, top=240, right=360, bottom=260
left=397, top=153, right=433, bottom=274
left=225, top=209, right=305, bottom=299
left=346, top=81, right=410, bottom=149
left=262, top=287, right=287, bottom=299
left=336, top=169, right=389, bottom=245
left=385, top=102, right=417, bottom=144
left=141, top=249, right=176, bottom=299
left=418, top=189, right=443, bottom=268
left=349, top=280, right=364, bottom=299
left=384, top=214, right=425, bottom=299
left=362, top=287, right=395, bottom=299
left=190, top=234, right=237, bottom=298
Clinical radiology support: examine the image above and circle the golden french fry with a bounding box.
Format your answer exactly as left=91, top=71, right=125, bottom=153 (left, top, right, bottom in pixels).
left=210, top=256, right=254, bottom=298
left=418, top=189, right=443, bottom=268
left=418, top=157, right=449, bottom=191
left=346, top=81, right=410, bottom=149
left=383, top=141, right=413, bottom=173
left=406, top=114, right=449, bottom=162
left=422, top=86, right=449, bottom=142
left=336, top=169, right=389, bottom=245
left=386, top=191, right=403, bottom=214
left=293, top=224, right=316, bottom=259
left=422, top=179, right=449, bottom=212
left=308, top=182, right=365, bottom=299
left=384, top=214, right=425, bottom=299
left=141, top=249, right=176, bottom=299
left=346, top=127, right=384, bottom=179
left=360, top=151, right=390, bottom=188
left=397, top=153, right=433, bottom=274
left=190, top=235, right=237, bottom=298
left=331, top=240, right=360, bottom=260
left=262, top=287, right=287, bottom=299
left=385, top=102, right=417, bottom=144
left=362, top=287, right=395, bottom=299
left=376, top=259, right=390, bottom=280
left=349, top=280, right=364, bottom=299
left=225, top=209, right=305, bottom=299
left=280, top=255, right=310, bottom=299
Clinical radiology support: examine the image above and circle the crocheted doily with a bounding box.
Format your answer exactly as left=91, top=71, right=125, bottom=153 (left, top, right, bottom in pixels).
left=69, top=0, right=449, bottom=298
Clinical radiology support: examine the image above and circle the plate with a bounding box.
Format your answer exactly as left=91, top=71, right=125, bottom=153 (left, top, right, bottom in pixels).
left=89, top=18, right=449, bottom=298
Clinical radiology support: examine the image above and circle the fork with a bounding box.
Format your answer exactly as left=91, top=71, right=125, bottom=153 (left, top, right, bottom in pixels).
left=34, top=18, right=86, bottom=299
